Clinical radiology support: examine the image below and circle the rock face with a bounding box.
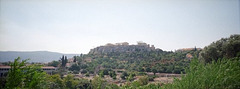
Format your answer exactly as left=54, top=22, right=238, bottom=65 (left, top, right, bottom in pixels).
left=89, top=42, right=157, bottom=54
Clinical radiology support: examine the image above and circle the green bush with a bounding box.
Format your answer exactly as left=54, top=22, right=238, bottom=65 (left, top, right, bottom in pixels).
left=137, top=72, right=147, bottom=76
left=85, top=72, right=89, bottom=77
left=73, top=70, right=79, bottom=74
left=148, top=75, right=156, bottom=81
left=163, top=58, right=240, bottom=89
left=138, top=76, right=149, bottom=86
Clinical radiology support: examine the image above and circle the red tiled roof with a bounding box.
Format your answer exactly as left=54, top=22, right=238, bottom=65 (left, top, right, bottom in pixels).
left=0, top=66, right=11, bottom=68
left=42, top=66, right=56, bottom=69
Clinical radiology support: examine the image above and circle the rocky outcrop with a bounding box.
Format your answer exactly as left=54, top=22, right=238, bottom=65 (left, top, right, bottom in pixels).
left=89, top=42, right=158, bottom=54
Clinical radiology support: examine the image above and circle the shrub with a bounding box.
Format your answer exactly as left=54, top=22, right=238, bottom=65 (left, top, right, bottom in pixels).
left=148, top=75, right=156, bottom=81
left=138, top=76, right=149, bottom=86
left=91, top=76, right=107, bottom=89
left=73, top=70, right=79, bottom=74
left=81, top=69, right=87, bottom=74
left=137, top=72, right=147, bottom=76
left=163, top=58, right=240, bottom=89
left=85, top=72, right=89, bottom=77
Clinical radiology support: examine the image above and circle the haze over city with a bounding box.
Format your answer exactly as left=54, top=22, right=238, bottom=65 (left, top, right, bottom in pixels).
left=0, top=0, right=239, bottom=54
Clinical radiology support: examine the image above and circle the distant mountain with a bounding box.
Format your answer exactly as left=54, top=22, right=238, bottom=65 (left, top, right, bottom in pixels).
left=0, top=51, right=79, bottom=62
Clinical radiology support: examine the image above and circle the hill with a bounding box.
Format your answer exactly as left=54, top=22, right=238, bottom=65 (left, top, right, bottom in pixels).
left=82, top=42, right=202, bottom=75
left=89, top=42, right=161, bottom=54
left=0, top=51, right=78, bottom=62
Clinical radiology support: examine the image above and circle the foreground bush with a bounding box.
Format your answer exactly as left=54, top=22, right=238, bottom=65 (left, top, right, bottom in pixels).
left=5, top=57, right=48, bottom=89
left=163, top=58, right=240, bottom=89
left=4, top=57, right=240, bottom=89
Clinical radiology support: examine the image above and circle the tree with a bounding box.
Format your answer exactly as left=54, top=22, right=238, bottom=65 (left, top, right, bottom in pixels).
left=61, top=55, right=68, bottom=67
left=61, top=55, right=65, bottom=67
left=80, top=64, right=88, bottom=69
left=69, top=64, right=80, bottom=71
left=81, top=69, right=88, bottom=74
left=121, top=74, right=126, bottom=80
left=152, top=68, right=157, bottom=75
left=91, top=76, right=107, bottom=89
left=138, top=67, right=145, bottom=72
left=65, top=56, right=68, bottom=65
left=200, top=35, right=240, bottom=63
left=49, top=74, right=64, bottom=88
left=78, top=78, right=91, bottom=89
left=102, top=69, right=109, bottom=75
left=5, top=57, right=48, bottom=89
left=109, top=71, right=116, bottom=78
left=73, top=56, right=77, bottom=62
left=48, top=60, right=60, bottom=67
left=63, top=74, right=79, bottom=89
left=121, top=72, right=128, bottom=80
left=5, top=57, right=27, bottom=88
left=146, top=67, right=151, bottom=72
left=23, top=65, right=48, bottom=88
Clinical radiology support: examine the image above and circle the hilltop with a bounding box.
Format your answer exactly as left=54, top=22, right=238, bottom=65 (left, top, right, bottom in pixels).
left=89, top=42, right=161, bottom=54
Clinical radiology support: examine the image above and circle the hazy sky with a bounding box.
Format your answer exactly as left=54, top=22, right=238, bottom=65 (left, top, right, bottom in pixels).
left=0, top=0, right=239, bottom=54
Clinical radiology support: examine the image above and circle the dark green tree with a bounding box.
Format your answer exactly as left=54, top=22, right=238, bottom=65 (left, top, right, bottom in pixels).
left=200, top=34, right=240, bottom=63
left=91, top=76, right=107, bottom=89
left=65, top=56, right=68, bottom=65
left=69, top=64, right=80, bottom=71
left=5, top=57, right=27, bottom=88
left=49, top=74, right=64, bottom=88
left=48, top=60, right=60, bottom=67
left=73, top=56, right=77, bottom=62
left=146, top=67, right=151, bottom=72
left=5, top=57, right=48, bottom=89
left=121, top=72, right=128, bottom=80
left=152, top=68, right=157, bottom=75
left=81, top=69, right=87, bottom=74
left=63, top=74, right=79, bottom=89
left=61, top=55, right=65, bottom=67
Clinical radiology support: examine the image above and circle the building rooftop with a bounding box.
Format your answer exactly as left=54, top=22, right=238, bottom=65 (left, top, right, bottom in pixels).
left=0, top=66, right=11, bottom=68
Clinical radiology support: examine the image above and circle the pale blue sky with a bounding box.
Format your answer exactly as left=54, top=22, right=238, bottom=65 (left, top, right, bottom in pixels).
left=0, top=0, right=239, bottom=54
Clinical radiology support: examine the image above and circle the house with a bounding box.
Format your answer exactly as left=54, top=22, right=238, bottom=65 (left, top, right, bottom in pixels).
left=0, top=66, right=57, bottom=77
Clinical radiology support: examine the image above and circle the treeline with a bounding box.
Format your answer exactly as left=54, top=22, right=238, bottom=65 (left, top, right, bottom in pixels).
left=2, top=57, right=239, bottom=89
left=200, top=34, right=240, bottom=62
left=0, top=57, right=152, bottom=89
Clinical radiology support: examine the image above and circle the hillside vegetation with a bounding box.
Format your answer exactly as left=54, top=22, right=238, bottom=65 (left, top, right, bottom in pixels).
left=1, top=34, right=240, bottom=89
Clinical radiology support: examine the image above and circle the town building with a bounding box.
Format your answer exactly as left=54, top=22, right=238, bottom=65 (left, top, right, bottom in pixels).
left=0, top=66, right=56, bottom=77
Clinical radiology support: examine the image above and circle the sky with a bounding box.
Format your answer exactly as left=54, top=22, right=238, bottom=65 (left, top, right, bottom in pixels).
left=0, top=0, right=239, bottom=54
